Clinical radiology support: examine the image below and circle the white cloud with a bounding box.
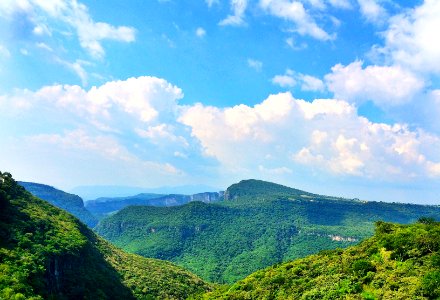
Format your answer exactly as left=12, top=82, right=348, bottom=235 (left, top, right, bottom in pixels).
left=272, top=69, right=325, bottom=91
left=52, top=58, right=89, bottom=86
left=0, top=44, right=10, bottom=58
left=2, top=76, right=183, bottom=128
left=36, top=42, right=53, bottom=52
left=205, top=0, right=219, bottom=7
left=247, top=58, right=263, bottom=72
left=0, top=77, right=190, bottom=188
left=285, top=37, right=307, bottom=50
left=299, top=74, right=325, bottom=91
left=219, top=0, right=248, bottom=26
left=328, top=0, right=352, bottom=9
left=0, top=0, right=136, bottom=59
left=272, top=74, right=296, bottom=87
left=179, top=92, right=440, bottom=181
left=325, top=60, right=424, bottom=107
left=305, top=0, right=326, bottom=10
left=357, top=0, right=387, bottom=24
left=259, top=0, right=333, bottom=40
left=196, top=27, right=206, bottom=38
left=376, top=0, right=440, bottom=74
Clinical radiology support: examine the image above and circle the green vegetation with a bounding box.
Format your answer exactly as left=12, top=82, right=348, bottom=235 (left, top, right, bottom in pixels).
left=19, top=181, right=98, bottom=228
left=96, top=179, right=440, bottom=283
left=85, top=192, right=223, bottom=220
left=1, top=171, right=211, bottom=299
left=203, top=220, right=440, bottom=299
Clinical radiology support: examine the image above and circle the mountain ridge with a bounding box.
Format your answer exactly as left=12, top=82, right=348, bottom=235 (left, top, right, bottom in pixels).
left=96, top=178, right=440, bottom=283
left=19, top=181, right=98, bottom=228
left=1, top=172, right=211, bottom=299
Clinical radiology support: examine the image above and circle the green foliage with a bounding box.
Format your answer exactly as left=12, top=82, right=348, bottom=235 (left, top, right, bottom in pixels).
left=0, top=171, right=211, bottom=299
left=19, top=181, right=98, bottom=228
left=203, top=221, right=440, bottom=299
left=96, top=179, right=440, bottom=284
left=421, top=271, right=440, bottom=299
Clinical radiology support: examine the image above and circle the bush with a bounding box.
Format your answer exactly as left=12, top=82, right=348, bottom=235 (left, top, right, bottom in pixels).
left=352, top=259, right=375, bottom=277
left=422, top=271, right=440, bottom=299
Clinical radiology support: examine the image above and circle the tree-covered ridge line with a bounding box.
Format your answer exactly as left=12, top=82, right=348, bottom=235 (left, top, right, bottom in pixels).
left=85, top=191, right=223, bottom=220
left=203, top=219, right=440, bottom=299
left=18, top=181, right=98, bottom=228
left=96, top=179, right=440, bottom=284
left=1, top=171, right=211, bottom=299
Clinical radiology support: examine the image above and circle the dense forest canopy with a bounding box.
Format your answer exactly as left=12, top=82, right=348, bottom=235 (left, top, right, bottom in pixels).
left=96, top=179, right=440, bottom=283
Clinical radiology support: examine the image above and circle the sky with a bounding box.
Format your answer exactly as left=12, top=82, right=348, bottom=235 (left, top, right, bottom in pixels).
left=1, top=0, right=440, bottom=204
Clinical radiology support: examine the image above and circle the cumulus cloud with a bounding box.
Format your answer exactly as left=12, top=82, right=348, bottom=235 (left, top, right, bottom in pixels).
left=259, top=0, right=333, bottom=40
left=376, top=0, right=440, bottom=74
left=0, top=76, right=190, bottom=187
left=180, top=92, right=440, bottom=181
left=325, top=61, right=424, bottom=107
left=219, top=0, right=248, bottom=26
left=2, top=77, right=440, bottom=196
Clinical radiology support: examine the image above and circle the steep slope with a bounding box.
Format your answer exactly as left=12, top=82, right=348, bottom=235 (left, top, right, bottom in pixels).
left=86, top=192, right=223, bottom=219
left=224, top=179, right=315, bottom=201
left=19, top=181, right=98, bottom=228
left=205, top=220, right=440, bottom=299
left=1, top=172, right=210, bottom=299
left=96, top=179, right=440, bottom=283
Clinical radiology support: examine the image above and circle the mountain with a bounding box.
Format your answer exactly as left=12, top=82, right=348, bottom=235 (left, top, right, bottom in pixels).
left=224, top=179, right=316, bottom=200
left=95, top=179, right=440, bottom=284
left=71, top=184, right=221, bottom=200
left=19, top=181, right=98, bottom=228
left=86, top=192, right=223, bottom=219
left=205, top=220, right=440, bottom=299
left=0, top=172, right=211, bottom=299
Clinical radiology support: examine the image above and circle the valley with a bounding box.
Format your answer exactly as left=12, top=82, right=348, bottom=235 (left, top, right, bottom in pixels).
left=5, top=173, right=440, bottom=299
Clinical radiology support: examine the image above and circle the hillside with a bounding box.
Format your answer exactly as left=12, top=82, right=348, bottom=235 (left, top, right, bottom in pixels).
left=224, top=179, right=315, bottom=200
left=19, top=181, right=98, bottom=228
left=0, top=172, right=211, bottom=299
left=86, top=192, right=222, bottom=219
left=204, top=220, right=440, bottom=299
left=96, top=179, right=440, bottom=283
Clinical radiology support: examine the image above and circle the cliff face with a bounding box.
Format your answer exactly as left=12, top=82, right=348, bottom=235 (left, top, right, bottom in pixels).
left=191, top=192, right=224, bottom=203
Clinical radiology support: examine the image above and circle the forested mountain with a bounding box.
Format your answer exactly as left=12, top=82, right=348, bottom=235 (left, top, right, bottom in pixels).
left=19, top=181, right=98, bottom=228
left=205, top=220, right=440, bottom=299
left=1, top=172, right=211, bottom=299
left=96, top=179, right=440, bottom=283
left=86, top=192, right=223, bottom=219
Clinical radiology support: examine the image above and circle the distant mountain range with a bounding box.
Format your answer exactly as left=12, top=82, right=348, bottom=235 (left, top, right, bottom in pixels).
left=96, top=179, right=440, bottom=283
left=19, top=181, right=224, bottom=224
left=85, top=192, right=223, bottom=219
left=70, top=184, right=221, bottom=200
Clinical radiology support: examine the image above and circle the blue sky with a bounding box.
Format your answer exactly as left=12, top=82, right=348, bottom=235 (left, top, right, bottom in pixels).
left=1, top=0, right=440, bottom=204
